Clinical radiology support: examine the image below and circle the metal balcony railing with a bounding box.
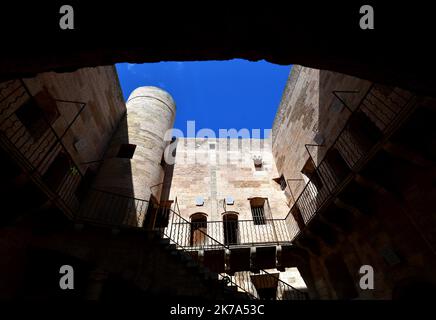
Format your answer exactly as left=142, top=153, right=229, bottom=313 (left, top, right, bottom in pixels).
left=159, top=197, right=307, bottom=300
left=284, top=84, right=416, bottom=240
left=224, top=270, right=308, bottom=300
left=177, top=219, right=292, bottom=249
left=0, top=79, right=86, bottom=219
left=12, top=179, right=302, bottom=300
left=77, top=188, right=150, bottom=228
left=1, top=78, right=415, bottom=300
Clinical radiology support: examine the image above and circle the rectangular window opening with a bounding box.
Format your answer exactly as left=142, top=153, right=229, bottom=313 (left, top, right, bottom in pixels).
left=253, top=156, right=263, bottom=171
left=250, top=198, right=266, bottom=225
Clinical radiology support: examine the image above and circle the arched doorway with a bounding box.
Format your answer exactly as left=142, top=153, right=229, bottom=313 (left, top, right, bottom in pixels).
left=222, top=212, right=239, bottom=246
left=190, top=213, right=207, bottom=247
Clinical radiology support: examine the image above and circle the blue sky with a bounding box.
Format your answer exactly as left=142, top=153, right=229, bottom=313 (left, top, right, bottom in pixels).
left=115, top=60, right=291, bottom=138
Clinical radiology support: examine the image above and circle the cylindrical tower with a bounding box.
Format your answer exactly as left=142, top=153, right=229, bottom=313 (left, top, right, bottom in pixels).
left=89, top=86, right=176, bottom=226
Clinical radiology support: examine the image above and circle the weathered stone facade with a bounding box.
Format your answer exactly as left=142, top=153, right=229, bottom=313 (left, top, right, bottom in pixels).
left=272, top=66, right=372, bottom=204
left=271, top=65, right=436, bottom=300
left=27, top=67, right=125, bottom=170
left=92, top=87, right=175, bottom=201
left=169, top=137, right=289, bottom=222
left=1, top=62, right=435, bottom=301
left=0, top=66, right=126, bottom=177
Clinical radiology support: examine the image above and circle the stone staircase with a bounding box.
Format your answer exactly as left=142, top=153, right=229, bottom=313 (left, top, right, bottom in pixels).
left=7, top=215, right=255, bottom=300
left=148, top=203, right=308, bottom=300
left=148, top=229, right=254, bottom=300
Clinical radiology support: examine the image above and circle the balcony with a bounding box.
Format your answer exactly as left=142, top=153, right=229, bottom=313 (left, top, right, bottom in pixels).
left=72, top=188, right=308, bottom=299
left=1, top=79, right=417, bottom=300
left=1, top=80, right=417, bottom=251
left=284, top=84, right=417, bottom=245
left=0, top=79, right=86, bottom=220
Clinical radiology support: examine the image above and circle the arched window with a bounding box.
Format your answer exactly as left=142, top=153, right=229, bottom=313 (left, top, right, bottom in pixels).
left=222, top=212, right=239, bottom=245
left=190, top=213, right=207, bottom=246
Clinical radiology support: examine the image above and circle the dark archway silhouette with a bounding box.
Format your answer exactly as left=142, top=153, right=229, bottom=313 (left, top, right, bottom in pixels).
left=190, top=213, right=208, bottom=246
left=1, top=4, right=435, bottom=96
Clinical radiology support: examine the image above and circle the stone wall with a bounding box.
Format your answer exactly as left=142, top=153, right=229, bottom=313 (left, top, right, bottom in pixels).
left=0, top=66, right=126, bottom=221
left=303, top=173, right=436, bottom=299
left=23, top=66, right=126, bottom=173
left=274, top=86, right=436, bottom=299
left=0, top=223, right=236, bottom=299
left=169, top=138, right=289, bottom=223
left=92, top=86, right=175, bottom=204
left=271, top=65, right=371, bottom=204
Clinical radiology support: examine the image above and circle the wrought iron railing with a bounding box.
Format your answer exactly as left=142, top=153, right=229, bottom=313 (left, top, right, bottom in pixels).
left=0, top=79, right=86, bottom=218
left=182, top=219, right=291, bottom=249
left=284, top=84, right=416, bottom=240
left=157, top=199, right=257, bottom=299
left=158, top=198, right=307, bottom=300
left=1, top=78, right=415, bottom=300
left=77, top=188, right=150, bottom=228
left=224, top=271, right=308, bottom=300
left=72, top=190, right=306, bottom=299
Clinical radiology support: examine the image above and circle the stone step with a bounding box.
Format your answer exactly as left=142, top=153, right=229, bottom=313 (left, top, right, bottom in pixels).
left=147, top=229, right=161, bottom=240
left=157, top=236, right=257, bottom=300
left=186, top=261, right=199, bottom=269
left=208, top=272, right=218, bottom=281
left=179, top=253, right=192, bottom=262
left=226, top=285, right=238, bottom=292
left=165, top=244, right=177, bottom=251
left=170, top=250, right=180, bottom=257
left=159, top=238, right=171, bottom=246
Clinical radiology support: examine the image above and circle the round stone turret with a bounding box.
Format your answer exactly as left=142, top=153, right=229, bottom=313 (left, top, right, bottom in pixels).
left=91, top=86, right=176, bottom=225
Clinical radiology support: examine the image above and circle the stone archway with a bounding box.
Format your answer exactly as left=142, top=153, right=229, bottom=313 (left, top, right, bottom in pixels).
left=1, top=4, right=435, bottom=96
left=190, top=212, right=208, bottom=247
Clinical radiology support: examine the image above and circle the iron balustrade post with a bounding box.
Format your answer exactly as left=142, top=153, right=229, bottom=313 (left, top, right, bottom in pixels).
left=169, top=197, right=177, bottom=240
